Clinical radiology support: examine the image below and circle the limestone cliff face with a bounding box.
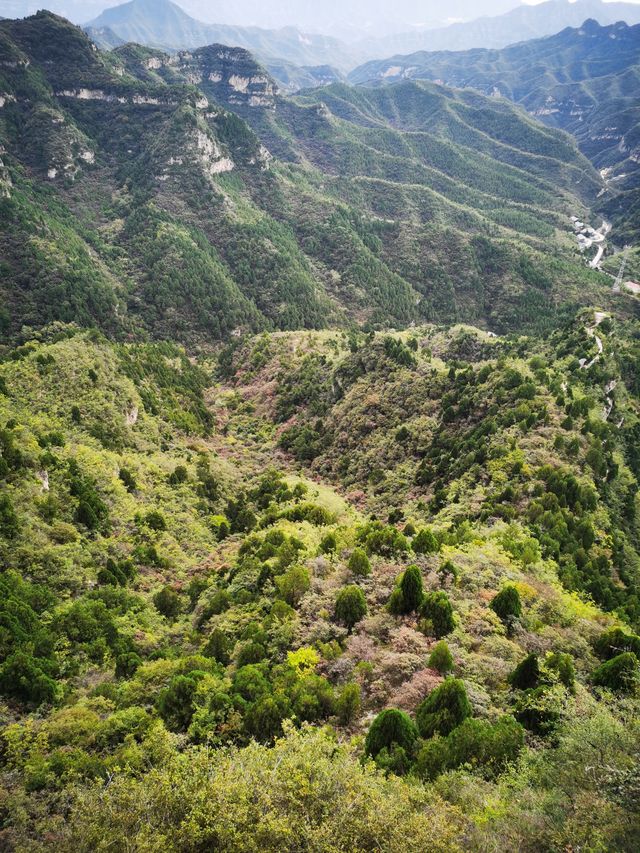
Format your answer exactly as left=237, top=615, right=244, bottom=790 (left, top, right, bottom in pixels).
left=0, top=15, right=272, bottom=185
left=171, top=46, right=278, bottom=112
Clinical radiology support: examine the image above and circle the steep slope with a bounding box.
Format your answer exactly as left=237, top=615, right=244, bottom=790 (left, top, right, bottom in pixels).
left=0, top=13, right=617, bottom=345
left=1, top=12, right=640, bottom=853
left=350, top=20, right=640, bottom=240
left=221, top=312, right=640, bottom=622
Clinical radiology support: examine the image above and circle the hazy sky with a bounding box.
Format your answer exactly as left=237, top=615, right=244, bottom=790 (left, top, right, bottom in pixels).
left=1, top=0, right=640, bottom=37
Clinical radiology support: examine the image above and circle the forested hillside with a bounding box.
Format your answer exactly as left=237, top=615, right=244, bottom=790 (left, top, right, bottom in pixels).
left=0, top=313, right=639, bottom=849
left=0, top=12, right=617, bottom=346
left=350, top=19, right=640, bottom=240
left=1, top=9, right=640, bottom=852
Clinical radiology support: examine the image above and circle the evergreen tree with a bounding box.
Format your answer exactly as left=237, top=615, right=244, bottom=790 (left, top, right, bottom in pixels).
left=348, top=548, right=371, bottom=577
left=429, top=640, right=454, bottom=674
left=153, top=586, right=182, bottom=620
left=365, top=708, right=419, bottom=760
left=490, top=585, right=522, bottom=622
left=389, top=565, right=425, bottom=615
left=421, top=591, right=455, bottom=639
left=416, top=678, right=472, bottom=739
left=335, top=585, right=367, bottom=632
left=204, top=629, right=231, bottom=665
left=592, top=652, right=639, bottom=692
left=412, top=528, right=438, bottom=554
left=509, top=653, right=540, bottom=690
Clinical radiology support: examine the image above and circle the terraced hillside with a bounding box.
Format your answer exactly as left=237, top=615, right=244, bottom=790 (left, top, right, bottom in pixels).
left=350, top=19, right=640, bottom=240
left=0, top=13, right=614, bottom=346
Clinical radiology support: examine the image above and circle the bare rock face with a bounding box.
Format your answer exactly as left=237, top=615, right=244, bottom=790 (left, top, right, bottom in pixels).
left=172, top=46, right=279, bottom=113
left=0, top=147, right=12, bottom=198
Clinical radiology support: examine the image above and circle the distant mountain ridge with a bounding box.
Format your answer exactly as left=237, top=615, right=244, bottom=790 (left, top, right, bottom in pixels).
left=355, top=0, right=640, bottom=57
left=350, top=19, right=640, bottom=240
left=87, top=0, right=355, bottom=70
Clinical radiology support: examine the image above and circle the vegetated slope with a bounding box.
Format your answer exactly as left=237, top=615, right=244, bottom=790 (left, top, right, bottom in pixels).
left=350, top=19, right=640, bottom=241
left=258, top=60, right=345, bottom=95
left=222, top=311, right=640, bottom=623
left=0, top=13, right=615, bottom=345
left=0, top=316, right=639, bottom=849
left=86, top=0, right=355, bottom=70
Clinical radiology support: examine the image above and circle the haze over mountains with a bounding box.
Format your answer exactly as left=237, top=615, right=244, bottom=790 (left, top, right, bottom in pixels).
left=0, top=1, right=588, bottom=39
left=26, top=0, right=640, bottom=69
left=86, top=0, right=356, bottom=71
left=358, top=0, right=640, bottom=56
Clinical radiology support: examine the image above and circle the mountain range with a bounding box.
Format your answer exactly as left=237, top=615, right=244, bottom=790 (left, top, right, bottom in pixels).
left=357, top=0, right=640, bottom=57
left=350, top=19, right=640, bottom=241
left=84, top=0, right=640, bottom=80
left=1, top=7, right=640, bottom=851
left=86, top=0, right=356, bottom=71
left=0, top=11, right=615, bottom=348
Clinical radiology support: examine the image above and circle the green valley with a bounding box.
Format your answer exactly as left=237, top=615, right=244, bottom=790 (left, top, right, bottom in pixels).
left=0, top=313, right=639, bottom=849
left=0, top=7, right=639, bottom=852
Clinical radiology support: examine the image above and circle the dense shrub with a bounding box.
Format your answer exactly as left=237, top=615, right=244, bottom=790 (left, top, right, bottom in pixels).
left=592, top=652, right=639, bottom=692
left=236, top=642, right=267, bottom=668
left=546, top=652, right=575, bottom=690
left=365, top=709, right=419, bottom=760
left=514, top=685, right=564, bottom=735
left=157, top=674, right=200, bottom=731
left=0, top=650, right=58, bottom=705
left=153, top=586, right=182, bottom=620
left=335, top=585, right=367, bottom=632
left=358, top=522, right=408, bottom=557
left=593, top=628, right=640, bottom=661
left=115, top=652, right=141, bottom=679
left=421, top=592, right=455, bottom=639
left=168, top=465, right=188, bottom=485
left=204, top=629, right=231, bottom=665
left=244, top=694, right=290, bottom=742
left=415, top=678, right=472, bottom=738
left=348, top=548, right=371, bottom=577
left=416, top=716, right=524, bottom=780
left=389, top=565, right=424, bottom=615
left=276, top=565, right=310, bottom=607
left=69, top=461, right=109, bottom=533
left=490, top=585, right=522, bottom=623
left=509, top=654, right=540, bottom=690
left=428, top=641, right=454, bottom=674
left=319, top=533, right=337, bottom=554
left=412, top=528, right=439, bottom=554
left=282, top=504, right=336, bottom=526
left=0, top=495, right=20, bottom=539
left=144, top=510, right=167, bottom=531
left=118, top=468, right=137, bottom=492
left=336, top=683, right=361, bottom=725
